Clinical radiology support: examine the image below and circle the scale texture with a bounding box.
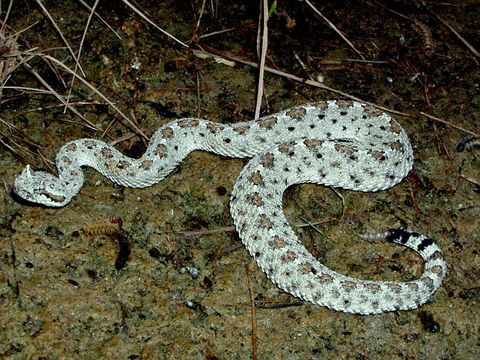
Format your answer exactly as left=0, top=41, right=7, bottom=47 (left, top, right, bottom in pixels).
left=13, top=100, right=446, bottom=314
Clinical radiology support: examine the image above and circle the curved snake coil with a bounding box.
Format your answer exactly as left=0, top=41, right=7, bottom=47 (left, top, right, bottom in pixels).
left=13, top=100, right=446, bottom=314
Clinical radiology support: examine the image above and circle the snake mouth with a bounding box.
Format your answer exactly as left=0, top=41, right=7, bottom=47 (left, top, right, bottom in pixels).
left=13, top=182, right=67, bottom=207
left=37, top=190, right=67, bottom=205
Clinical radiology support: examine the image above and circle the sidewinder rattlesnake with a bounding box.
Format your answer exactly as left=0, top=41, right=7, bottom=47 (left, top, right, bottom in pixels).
left=13, top=100, right=446, bottom=314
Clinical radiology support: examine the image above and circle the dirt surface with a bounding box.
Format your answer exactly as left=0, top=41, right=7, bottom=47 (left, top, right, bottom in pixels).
left=0, top=0, right=479, bottom=359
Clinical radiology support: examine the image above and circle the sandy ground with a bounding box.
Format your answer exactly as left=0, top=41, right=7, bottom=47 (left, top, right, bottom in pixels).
left=0, top=1, right=479, bottom=359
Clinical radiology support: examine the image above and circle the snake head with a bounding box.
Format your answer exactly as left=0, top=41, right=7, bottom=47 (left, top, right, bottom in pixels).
left=13, top=165, right=72, bottom=207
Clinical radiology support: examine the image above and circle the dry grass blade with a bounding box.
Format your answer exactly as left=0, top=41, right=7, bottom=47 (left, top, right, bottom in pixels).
left=459, top=175, right=480, bottom=187
left=1, top=85, right=53, bottom=95
left=245, top=263, right=258, bottom=360
left=420, top=112, right=478, bottom=136
left=367, top=0, right=410, bottom=21
left=65, top=0, right=101, bottom=110
left=21, top=59, right=101, bottom=132
left=76, top=0, right=122, bottom=40
left=206, top=49, right=411, bottom=116
left=194, top=0, right=207, bottom=36
left=0, top=117, right=55, bottom=170
left=43, top=54, right=148, bottom=139
left=0, top=37, right=104, bottom=134
left=120, top=0, right=189, bottom=48
left=1, top=88, right=108, bottom=128
left=254, top=0, right=268, bottom=119
left=304, top=0, right=365, bottom=60
left=2, top=48, right=38, bottom=80
left=198, top=27, right=235, bottom=40
left=34, top=0, right=86, bottom=76
left=0, top=34, right=19, bottom=98
left=0, top=21, right=34, bottom=99
left=0, top=136, right=31, bottom=165
left=252, top=56, right=476, bottom=134
left=0, top=19, right=126, bottom=147
left=0, top=0, right=14, bottom=33
left=193, top=48, right=480, bottom=136
left=0, top=117, right=42, bottom=149
left=431, top=10, right=480, bottom=59
left=17, top=98, right=110, bottom=115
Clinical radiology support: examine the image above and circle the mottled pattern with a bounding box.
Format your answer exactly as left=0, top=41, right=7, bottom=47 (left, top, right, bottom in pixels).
left=13, top=100, right=446, bottom=314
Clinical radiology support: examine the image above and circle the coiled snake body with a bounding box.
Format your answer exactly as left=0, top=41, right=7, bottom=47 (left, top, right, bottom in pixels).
left=13, top=100, right=445, bottom=314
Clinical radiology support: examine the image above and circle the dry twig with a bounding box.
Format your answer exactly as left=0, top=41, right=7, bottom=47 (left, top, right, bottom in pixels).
left=420, top=112, right=478, bottom=136
left=459, top=175, right=480, bottom=187
left=245, top=263, right=258, bottom=360
left=431, top=10, right=480, bottom=59
left=254, top=0, right=269, bottom=119
left=43, top=54, right=148, bottom=139
left=304, top=0, right=365, bottom=60
left=34, top=0, right=86, bottom=76
left=406, top=179, right=420, bottom=219
left=65, top=0, right=101, bottom=110
left=205, top=48, right=411, bottom=116
left=120, top=0, right=189, bottom=48
left=203, top=48, right=480, bottom=135
left=76, top=0, right=122, bottom=39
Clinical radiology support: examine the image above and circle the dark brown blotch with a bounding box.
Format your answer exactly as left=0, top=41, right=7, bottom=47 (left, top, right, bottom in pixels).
left=286, top=107, right=307, bottom=118
left=430, top=265, right=443, bottom=277
left=386, top=283, right=402, bottom=292
left=140, top=160, right=153, bottom=170
left=364, top=283, right=381, bottom=291
left=162, top=127, right=174, bottom=139
left=269, top=235, right=286, bottom=249
left=247, top=193, right=264, bottom=207
left=361, top=105, right=383, bottom=118
left=62, top=156, right=72, bottom=165
left=314, top=102, right=329, bottom=110
left=406, top=283, right=419, bottom=291
left=281, top=251, right=297, bottom=262
left=341, top=281, right=357, bottom=291
left=304, top=139, right=324, bottom=149
left=368, top=150, right=385, bottom=161
left=155, top=144, right=168, bottom=158
left=335, top=100, right=354, bottom=109
left=206, top=123, right=225, bottom=134
left=233, top=125, right=251, bottom=135
left=278, top=141, right=297, bottom=153
left=65, top=143, right=77, bottom=152
left=421, top=277, right=434, bottom=291
left=257, top=116, right=277, bottom=129
left=250, top=171, right=265, bottom=186
left=300, top=263, right=316, bottom=274
left=428, top=251, right=444, bottom=261
left=259, top=214, right=272, bottom=230
left=101, top=147, right=114, bottom=159
left=177, top=120, right=188, bottom=128
left=389, top=140, right=404, bottom=151
left=317, top=273, right=334, bottom=282
left=334, top=144, right=357, bottom=154
left=116, top=161, right=131, bottom=169
left=82, top=140, right=97, bottom=148
left=389, top=121, right=401, bottom=134
left=260, top=153, right=275, bottom=169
